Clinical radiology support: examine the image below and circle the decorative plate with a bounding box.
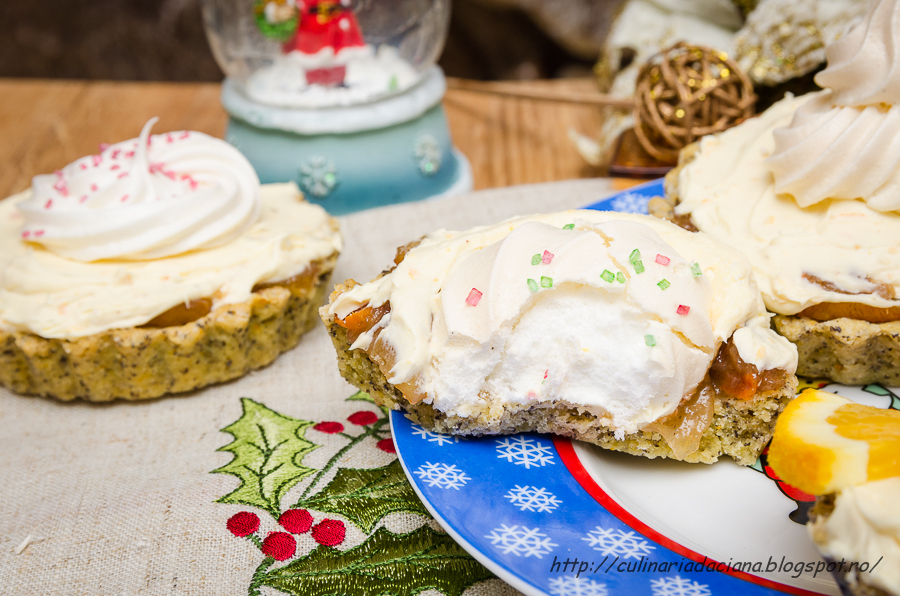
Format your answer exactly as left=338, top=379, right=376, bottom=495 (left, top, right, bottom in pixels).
left=391, top=179, right=897, bottom=596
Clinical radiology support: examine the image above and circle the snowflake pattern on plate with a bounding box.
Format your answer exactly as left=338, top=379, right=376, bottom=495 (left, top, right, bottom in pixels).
left=650, top=576, right=712, bottom=596
left=547, top=576, right=608, bottom=596
left=610, top=191, right=649, bottom=214
left=414, top=133, right=442, bottom=176
left=411, top=423, right=459, bottom=446
left=413, top=461, right=471, bottom=490
left=505, top=485, right=562, bottom=513
left=299, top=156, right=338, bottom=198
left=583, top=526, right=656, bottom=559
left=485, top=524, right=558, bottom=558
left=495, top=436, right=555, bottom=469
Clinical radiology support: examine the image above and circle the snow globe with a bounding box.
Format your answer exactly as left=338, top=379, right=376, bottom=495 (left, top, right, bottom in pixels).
left=202, top=0, right=472, bottom=214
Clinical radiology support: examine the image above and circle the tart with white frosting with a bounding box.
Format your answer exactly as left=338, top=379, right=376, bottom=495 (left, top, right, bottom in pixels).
left=652, top=0, right=900, bottom=384
left=321, top=211, right=798, bottom=465
left=0, top=120, right=341, bottom=401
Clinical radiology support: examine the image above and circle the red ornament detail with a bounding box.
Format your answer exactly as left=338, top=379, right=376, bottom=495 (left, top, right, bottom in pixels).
left=261, top=531, right=296, bottom=561
left=764, top=465, right=816, bottom=502
left=279, top=509, right=313, bottom=534
left=311, top=519, right=346, bottom=547
left=655, top=254, right=670, bottom=266
left=306, top=66, right=347, bottom=87
left=676, top=305, right=690, bottom=315
left=314, top=421, right=345, bottom=434
left=347, top=411, right=378, bottom=426
left=226, top=511, right=260, bottom=537
left=376, top=438, right=396, bottom=453
left=465, top=288, right=482, bottom=307
left=542, top=250, right=554, bottom=264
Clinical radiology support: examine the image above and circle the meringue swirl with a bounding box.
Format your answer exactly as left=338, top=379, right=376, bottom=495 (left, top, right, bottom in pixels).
left=17, top=118, right=261, bottom=261
left=768, top=0, right=900, bottom=212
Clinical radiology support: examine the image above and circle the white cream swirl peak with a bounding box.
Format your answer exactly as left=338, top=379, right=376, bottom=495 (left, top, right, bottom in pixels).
left=0, top=122, right=341, bottom=401
left=323, top=212, right=798, bottom=464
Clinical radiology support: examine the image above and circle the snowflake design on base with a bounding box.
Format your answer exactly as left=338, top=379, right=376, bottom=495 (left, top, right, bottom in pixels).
left=411, top=423, right=459, bottom=446
left=548, top=576, right=608, bottom=596
left=650, top=575, right=712, bottom=596
left=414, top=133, right=442, bottom=176
left=299, top=156, right=338, bottom=198
left=495, top=436, right=555, bottom=469
left=582, top=526, right=656, bottom=559
left=505, top=485, right=561, bottom=513
left=413, top=462, right=470, bottom=490
left=611, top=191, right=649, bottom=214
left=485, top=524, right=557, bottom=558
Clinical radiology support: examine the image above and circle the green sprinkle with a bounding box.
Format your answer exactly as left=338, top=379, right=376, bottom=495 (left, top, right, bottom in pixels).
left=541, top=276, right=553, bottom=288
left=563, top=223, right=575, bottom=230
left=532, top=254, right=541, bottom=266
left=645, top=334, right=656, bottom=347
left=634, top=260, right=645, bottom=274
left=527, top=278, right=539, bottom=292
left=616, top=271, right=626, bottom=283
left=658, top=279, right=670, bottom=290
left=629, top=249, right=641, bottom=264
left=691, top=262, right=702, bottom=276
left=600, top=270, right=615, bottom=283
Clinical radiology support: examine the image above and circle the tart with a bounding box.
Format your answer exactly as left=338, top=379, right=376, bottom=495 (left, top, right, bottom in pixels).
left=651, top=0, right=900, bottom=385
left=321, top=211, right=798, bottom=465
left=768, top=389, right=900, bottom=596
left=0, top=120, right=341, bottom=401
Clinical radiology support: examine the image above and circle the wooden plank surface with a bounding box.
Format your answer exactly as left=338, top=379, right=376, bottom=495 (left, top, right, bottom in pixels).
left=0, top=77, right=640, bottom=199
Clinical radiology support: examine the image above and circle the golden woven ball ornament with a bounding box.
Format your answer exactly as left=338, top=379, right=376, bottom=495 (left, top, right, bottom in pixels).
left=633, top=43, right=756, bottom=163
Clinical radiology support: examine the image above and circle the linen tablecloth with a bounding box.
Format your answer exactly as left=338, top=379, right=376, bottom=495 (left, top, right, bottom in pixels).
left=0, top=179, right=619, bottom=595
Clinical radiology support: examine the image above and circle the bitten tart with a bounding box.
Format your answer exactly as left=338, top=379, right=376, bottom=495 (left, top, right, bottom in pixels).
left=321, top=211, right=798, bottom=465
left=651, top=0, right=900, bottom=385
left=0, top=120, right=341, bottom=401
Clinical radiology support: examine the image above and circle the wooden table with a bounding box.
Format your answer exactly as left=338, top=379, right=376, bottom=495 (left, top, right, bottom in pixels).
left=0, top=77, right=640, bottom=199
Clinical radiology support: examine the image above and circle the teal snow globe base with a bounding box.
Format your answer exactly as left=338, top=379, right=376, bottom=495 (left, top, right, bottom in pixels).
left=221, top=67, right=472, bottom=215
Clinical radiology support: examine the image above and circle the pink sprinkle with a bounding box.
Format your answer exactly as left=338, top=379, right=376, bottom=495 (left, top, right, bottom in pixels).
left=92, top=154, right=102, bottom=166
left=526, top=391, right=537, bottom=400
left=120, top=194, right=129, bottom=202
left=99, top=143, right=110, bottom=152
left=118, top=172, right=129, bottom=179
left=34, top=230, right=44, bottom=237
left=90, top=184, right=98, bottom=192
left=80, top=163, right=87, bottom=170
left=80, top=195, right=88, bottom=203
left=466, top=288, right=483, bottom=306
left=110, top=164, right=120, bottom=170
left=44, top=199, right=52, bottom=209
left=54, top=169, right=63, bottom=177
left=21, top=230, right=30, bottom=238
left=655, top=254, right=670, bottom=266
left=179, top=131, right=190, bottom=139
left=125, top=151, right=135, bottom=158
left=111, top=149, right=121, bottom=158
left=543, top=369, right=548, bottom=380
left=677, top=305, right=690, bottom=315
left=542, top=250, right=554, bottom=265
left=166, top=133, right=174, bottom=143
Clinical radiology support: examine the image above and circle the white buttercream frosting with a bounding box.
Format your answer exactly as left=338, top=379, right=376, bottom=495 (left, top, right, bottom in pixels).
left=768, top=0, right=900, bottom=211
left=676, top=92, right=900, bottom=315
left=17, top=118, right=261, bottom=261
left=328, top=212, right=797, bottom=433
left=0, top=183, right=340, bottom=339
left=813, top=477, right=900, bottom=595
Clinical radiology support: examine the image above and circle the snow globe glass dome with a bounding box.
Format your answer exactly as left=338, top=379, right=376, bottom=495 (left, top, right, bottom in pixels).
left=202, top=0, right=471, bottom=214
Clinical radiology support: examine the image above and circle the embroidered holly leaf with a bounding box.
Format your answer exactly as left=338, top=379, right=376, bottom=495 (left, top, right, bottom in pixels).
left=345, top=390, right=389, bottom=417
left=292, top=460, right=428, bottom=532
left=258, top=526, right=495, bottom=596
left=214, top=398, right=319, bottom=518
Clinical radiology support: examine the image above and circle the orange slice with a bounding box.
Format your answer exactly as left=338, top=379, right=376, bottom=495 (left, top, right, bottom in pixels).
left=768, top=389, right=900, bottom=495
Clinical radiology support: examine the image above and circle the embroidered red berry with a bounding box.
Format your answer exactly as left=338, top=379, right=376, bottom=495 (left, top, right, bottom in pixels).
left=347, top=411, right=378, bottom=426
left=376, top=438, right=396, bottom=453
left=313, top=421, right=345, bottom=434
left=261, top=531, right=296, bottom=561
left=311, top=519, right=346, bottom=546
left=279, top=509, right=313, bottom=534
left=226, top=511, right=260, bottom=537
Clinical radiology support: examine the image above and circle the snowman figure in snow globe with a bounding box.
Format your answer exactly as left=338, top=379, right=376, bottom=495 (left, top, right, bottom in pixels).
left=203, top=0, right=471, bottom=214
